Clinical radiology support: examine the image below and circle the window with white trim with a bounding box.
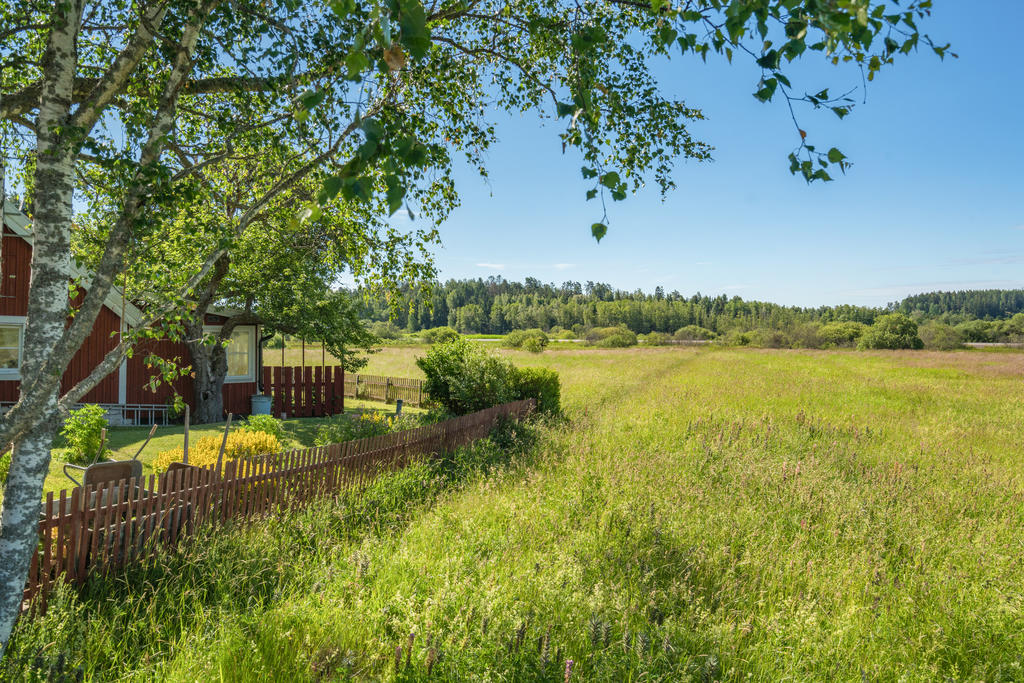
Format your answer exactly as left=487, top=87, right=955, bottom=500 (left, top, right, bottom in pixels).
left=0, top=316, right=25, bottom=378
left=205, top=325, right=256, bottom=383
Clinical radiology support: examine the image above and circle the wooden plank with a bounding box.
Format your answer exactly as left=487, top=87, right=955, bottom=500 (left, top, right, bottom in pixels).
left=41, top=493, right=54, bottom=600
left=282, top=366, right=293, bottom=418
left=314, top=365, right=323, bottom=417
left=304, top=366, right=314, bottom=419
left=55, top=489, right=68, bottom=590
left=272, top=366, right=283, bottom=417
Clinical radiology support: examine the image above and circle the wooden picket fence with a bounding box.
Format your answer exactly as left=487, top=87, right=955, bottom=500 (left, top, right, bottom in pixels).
left=262, top=365, right=345, bottom=418
left=345, top=373, right=425, bottom=407
left=262, top=367, right=427, bottom=418
left=22, top=399, right=535, bottom=608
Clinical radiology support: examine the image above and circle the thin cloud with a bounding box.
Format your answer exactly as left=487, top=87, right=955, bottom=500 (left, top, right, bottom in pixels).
left=476, top=262, right=505, bottom=269
left=944, top=251, right=1024, bottom=267
left=553, top=263, right=575, bottom=270
left=842, top=279, right=1024, bottom=298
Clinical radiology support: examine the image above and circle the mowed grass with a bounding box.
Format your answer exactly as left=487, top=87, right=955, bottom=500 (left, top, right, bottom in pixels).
left=10, top=347, right=1024, bottom=681
left=42, top=398, right=416, bottom=496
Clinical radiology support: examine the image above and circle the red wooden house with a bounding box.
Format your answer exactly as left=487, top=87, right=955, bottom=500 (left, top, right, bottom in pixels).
left=1, top=201, right=261, bottom=424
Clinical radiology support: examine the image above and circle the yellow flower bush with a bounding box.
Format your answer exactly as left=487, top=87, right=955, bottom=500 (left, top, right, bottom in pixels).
left=153, top=428, right=281, bottom=472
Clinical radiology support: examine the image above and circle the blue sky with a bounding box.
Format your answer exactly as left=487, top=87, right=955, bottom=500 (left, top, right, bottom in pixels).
left=412, top=2, right=1024, bottom=308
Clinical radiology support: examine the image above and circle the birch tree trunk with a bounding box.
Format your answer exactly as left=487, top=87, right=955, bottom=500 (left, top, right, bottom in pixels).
left=0, top=0, right=84, bottom=655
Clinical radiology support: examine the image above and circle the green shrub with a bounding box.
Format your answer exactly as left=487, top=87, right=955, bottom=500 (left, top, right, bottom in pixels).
left=369, top=321, right=401, bottom=340
left=504, top=329, right=548, bottom=351
left=60, top=404, right=111, bottom=465
left=955, top=319, right=995, bottom=343
left=420, top=326, right=460, bottom=344
left=416, top=338, right=517, bottom=415
left=789, top=322, right=824, bottom=349
left=522, top=336, right=546, bottom=353
left=642, top=331, right=672, bottom=346
left=818, top=321, right=868, bottom=347
left=919, top=321, right=964, bottom=350
left=314, top=411, right=398, bottom=445
left=0, top=449, right=10, bottom=485
left=858, top=313, right=924, bottom=350
left=264, top=333, right=285, bottom=349
left=722, top=329, right=751, bottom=346
left=673, top=325, right=716, bottom=341
left=243, top=414, right=285, bottom=441
left=747, top=328, right=791, bottom=349
left=585, top=326, right=637, bottom=347
left=512, top=367, right=561, bottom=414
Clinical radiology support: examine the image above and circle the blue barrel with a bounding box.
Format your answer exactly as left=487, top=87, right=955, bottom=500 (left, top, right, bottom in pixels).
left=250, top=394, right=273, bottom=415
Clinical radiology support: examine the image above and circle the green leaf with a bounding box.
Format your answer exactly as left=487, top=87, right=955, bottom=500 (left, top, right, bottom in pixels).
left=581, top=166, right=598, bottom=179
left=398, top=0, right=431, bottom=60
left=827, top=147, right=845, bottom=164
left=345, top=50, right=370, bottom=78
left=591, top=222, right=607, bottom=242
left=556, top=101, right=576, bottom=118
left=321, top=175, right=343, bottom=201
left=585, top=189, right=597, bottom=200
left=299, top=90, right=325, bottom=111
left=361, top=119, right=385, bottom=143
left=599, top=171, right=620, bottom=189
left=385, top=177, right=407, bottom=215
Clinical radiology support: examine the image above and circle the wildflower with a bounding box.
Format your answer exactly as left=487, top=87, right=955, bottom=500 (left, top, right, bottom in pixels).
left=564, top=659, right=574, bottom=682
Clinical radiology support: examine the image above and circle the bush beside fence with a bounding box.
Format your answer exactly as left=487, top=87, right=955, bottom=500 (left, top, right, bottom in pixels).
left=22, top=399, right=535, bottom=608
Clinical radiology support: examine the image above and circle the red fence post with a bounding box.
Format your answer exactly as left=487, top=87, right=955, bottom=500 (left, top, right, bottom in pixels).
left=304, top=366, right=314, bottom=418
left=314, top=366, right=324, bottom=417
left=282, top=366, right=293, bottom=419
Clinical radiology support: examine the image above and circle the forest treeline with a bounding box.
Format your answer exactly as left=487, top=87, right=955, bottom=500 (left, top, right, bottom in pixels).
left=359, top=279, right=1024, bottom=344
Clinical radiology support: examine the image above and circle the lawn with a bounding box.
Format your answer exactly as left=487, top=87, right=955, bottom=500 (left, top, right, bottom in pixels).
left=9, top=346, right=1024, bottom=680
left=43, top=398, right=418, bottom=497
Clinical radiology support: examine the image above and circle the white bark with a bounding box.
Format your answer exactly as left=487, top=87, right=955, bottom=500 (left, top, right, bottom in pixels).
left=0, top=1, right=213, bottom=658
left=0, top=0, right=85, bottom=656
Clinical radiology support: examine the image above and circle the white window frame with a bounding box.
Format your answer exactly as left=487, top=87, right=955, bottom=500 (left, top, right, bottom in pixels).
left=0, top=315, right=26, bottom=380
left=203, top=324, right=257, bottom=383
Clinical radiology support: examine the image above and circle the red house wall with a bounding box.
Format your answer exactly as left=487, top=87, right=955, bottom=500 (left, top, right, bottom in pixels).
left=1, top=229, right=31, bottom=316
left=1, top=228, right=257, bottom=416
left=127, top=333, right=257, bottom=417
left=1, top=230, right=119, bottom=403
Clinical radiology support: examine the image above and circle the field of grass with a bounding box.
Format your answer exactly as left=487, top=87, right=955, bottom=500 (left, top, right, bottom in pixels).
left=9, top=346, right=1024, bottom=680
left=263, top=340, right=587, bottom=373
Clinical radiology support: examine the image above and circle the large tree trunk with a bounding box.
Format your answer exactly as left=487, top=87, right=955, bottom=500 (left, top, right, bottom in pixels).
left=0, top=412, right=56, bottom=643
left=187, top=332, right=229, bottom=424
left=0, top=0, right=85, bottom=654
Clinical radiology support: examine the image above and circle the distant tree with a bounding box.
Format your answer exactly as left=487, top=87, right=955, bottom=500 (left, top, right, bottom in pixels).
left=858, top=314, right=924, bottom=350
left=918, top=321, right=964, bottom=351
left=819, top=321, right=868, bottom=348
